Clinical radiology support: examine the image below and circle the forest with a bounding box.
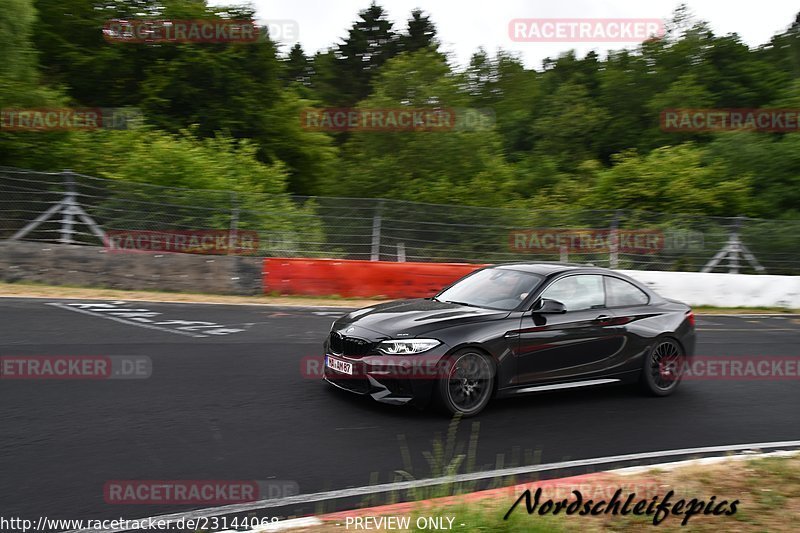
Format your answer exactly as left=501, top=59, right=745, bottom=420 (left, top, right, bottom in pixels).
left=2, top=1, right=800, bottom=221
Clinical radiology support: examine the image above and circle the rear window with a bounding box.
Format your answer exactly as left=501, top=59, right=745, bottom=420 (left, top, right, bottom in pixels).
left=605, top=276, right=649, bottom=307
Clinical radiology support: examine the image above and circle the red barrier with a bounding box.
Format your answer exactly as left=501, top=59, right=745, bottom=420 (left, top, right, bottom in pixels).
left=263, top=258, right=485, bottom=298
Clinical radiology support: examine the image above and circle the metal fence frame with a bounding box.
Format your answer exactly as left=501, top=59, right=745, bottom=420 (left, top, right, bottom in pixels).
left=2, top=167, right=798, bottom=274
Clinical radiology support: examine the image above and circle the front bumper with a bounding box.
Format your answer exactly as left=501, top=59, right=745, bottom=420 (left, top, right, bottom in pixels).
left=323, top=344, right=450, bottom=407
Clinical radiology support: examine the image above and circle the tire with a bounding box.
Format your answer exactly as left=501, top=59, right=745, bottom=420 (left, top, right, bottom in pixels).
left=640, top=337, right=685, bottom=396
left=435, top=349, right=495, bottom=416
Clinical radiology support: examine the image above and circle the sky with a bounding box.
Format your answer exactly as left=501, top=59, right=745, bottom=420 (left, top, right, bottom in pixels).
left=208, top=0, right=799, bottom=69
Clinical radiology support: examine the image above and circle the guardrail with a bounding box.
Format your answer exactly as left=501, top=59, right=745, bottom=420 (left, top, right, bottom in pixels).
left=263, top=258, right=484, bottom=298
left=263, top=259, right=799, bottom=308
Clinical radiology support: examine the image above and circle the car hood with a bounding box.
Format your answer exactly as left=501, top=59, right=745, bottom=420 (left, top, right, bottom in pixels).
left=335, top=298, right=509, bottom=337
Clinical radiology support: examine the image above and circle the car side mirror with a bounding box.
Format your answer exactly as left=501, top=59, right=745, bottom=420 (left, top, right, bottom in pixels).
left=534, top=298, right=567, bottom=314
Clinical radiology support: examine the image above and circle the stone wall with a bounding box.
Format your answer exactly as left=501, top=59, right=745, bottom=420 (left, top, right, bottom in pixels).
left=0, top=241, right=262, bottom=295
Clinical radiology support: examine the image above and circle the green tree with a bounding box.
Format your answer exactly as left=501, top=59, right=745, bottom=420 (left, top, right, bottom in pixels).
left=463, top=50, right=540, bottom=158
left=321, top=50, right=516, bottom=206
left=330, top=2, right=399, bottom=106
left=284, top=43, right=313, bottom=87
left=589, top=144, right=752, bottom=215
left=644, top=72, right=716, bottom=147
left=529, top=81, right=609, bottom=169
left=594, top=49, right=653, bottom=160
left=1, top=0, right=40, bottom=104
left=399, top=9, right=439, bottom=53
left=0, top=0, right=63, bottom=167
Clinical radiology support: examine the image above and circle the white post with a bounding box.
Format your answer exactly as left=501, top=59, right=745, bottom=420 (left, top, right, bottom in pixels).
left=229, top=191, right=239, bottom=255
left=60, top=170, right=76, bottom=244
left=608, top=210, right=620, bottom=269
left=370, top=201, right=383, bottom=261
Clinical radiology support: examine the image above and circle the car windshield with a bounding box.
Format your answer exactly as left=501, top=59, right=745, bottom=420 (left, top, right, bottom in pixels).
left=436, top=268, right=543, bottom=310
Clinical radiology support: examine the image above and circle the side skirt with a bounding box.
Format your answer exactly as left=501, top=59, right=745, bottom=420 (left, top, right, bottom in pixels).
left=496, top=370, right=641, bottom=398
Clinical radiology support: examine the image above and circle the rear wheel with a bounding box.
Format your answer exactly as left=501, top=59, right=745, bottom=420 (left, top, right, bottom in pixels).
left=436, top=349, right=494, bottom=416
left=640, top=338, right=685, bottom=396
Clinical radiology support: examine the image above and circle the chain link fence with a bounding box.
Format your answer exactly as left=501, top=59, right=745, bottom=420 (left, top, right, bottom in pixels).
left=2, top=166, right=799, bottom=274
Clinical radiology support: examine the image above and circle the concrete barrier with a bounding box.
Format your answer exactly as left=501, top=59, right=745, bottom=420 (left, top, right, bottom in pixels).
left=263, top=259, right=799, bottom=308
left=620, top=270, right=800, bottom=309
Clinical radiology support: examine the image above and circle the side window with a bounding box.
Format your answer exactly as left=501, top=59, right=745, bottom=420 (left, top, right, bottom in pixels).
left=541, top=275, right=605, bottom=312
left=605, top=276, right=649, bottom=307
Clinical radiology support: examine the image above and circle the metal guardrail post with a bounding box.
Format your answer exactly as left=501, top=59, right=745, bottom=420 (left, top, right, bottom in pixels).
left=9, top=168, right=107, bottom=244
left=397, top=242, right=406, bottom=262
left=370, top=201, right=383, bottom=262
left=701, top=216, right=765, bottom=274
left=229, top=191, right=239, bottom=255
left=60, top=170, right=76, bottom=244
left=609, top=210, right=621, bottom=268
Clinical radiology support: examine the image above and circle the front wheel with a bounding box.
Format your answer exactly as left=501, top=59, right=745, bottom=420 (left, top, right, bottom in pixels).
left=640, top=338, right=685, bottom=396
left=436, top=349, right=494, bottom=416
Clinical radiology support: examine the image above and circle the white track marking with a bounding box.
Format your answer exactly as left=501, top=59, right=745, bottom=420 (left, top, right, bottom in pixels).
left=62, top=439, right=800, bottom=533
left=47, top=302, right=207, bottom=338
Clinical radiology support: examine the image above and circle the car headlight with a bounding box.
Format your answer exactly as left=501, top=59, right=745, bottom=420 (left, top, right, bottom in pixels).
left=377, top=339, right=441, bottom=355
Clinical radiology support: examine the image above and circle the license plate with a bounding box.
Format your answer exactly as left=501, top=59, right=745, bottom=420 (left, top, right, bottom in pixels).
left=326, top=355, right=353, bottom=375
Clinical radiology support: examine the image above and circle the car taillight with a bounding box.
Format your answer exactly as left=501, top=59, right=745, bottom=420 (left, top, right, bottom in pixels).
left=685, top=310, right=695, bottom=327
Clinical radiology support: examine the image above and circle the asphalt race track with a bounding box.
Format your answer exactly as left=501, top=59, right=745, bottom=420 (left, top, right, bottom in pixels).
left=2, top=297, right=800, bottom=528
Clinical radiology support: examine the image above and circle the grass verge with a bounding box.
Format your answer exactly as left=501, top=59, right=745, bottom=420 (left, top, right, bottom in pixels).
left=296, top=453, right=800, bottom=532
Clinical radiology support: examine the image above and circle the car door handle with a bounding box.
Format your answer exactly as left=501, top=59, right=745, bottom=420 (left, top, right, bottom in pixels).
left=594, top=315, right=613, bottom=323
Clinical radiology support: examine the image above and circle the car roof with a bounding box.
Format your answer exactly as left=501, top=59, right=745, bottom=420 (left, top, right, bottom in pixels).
left=481, top=262, right=663, bottom=303
left=491, top=262, right=602, bottom=276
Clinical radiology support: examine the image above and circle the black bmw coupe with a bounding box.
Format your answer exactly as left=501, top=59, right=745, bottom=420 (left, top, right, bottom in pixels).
left=324, top=263, right=696, bottom=416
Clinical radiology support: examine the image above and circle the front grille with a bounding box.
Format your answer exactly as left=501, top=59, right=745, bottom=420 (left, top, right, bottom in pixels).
left=329, top=332, right=374, bottom=357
